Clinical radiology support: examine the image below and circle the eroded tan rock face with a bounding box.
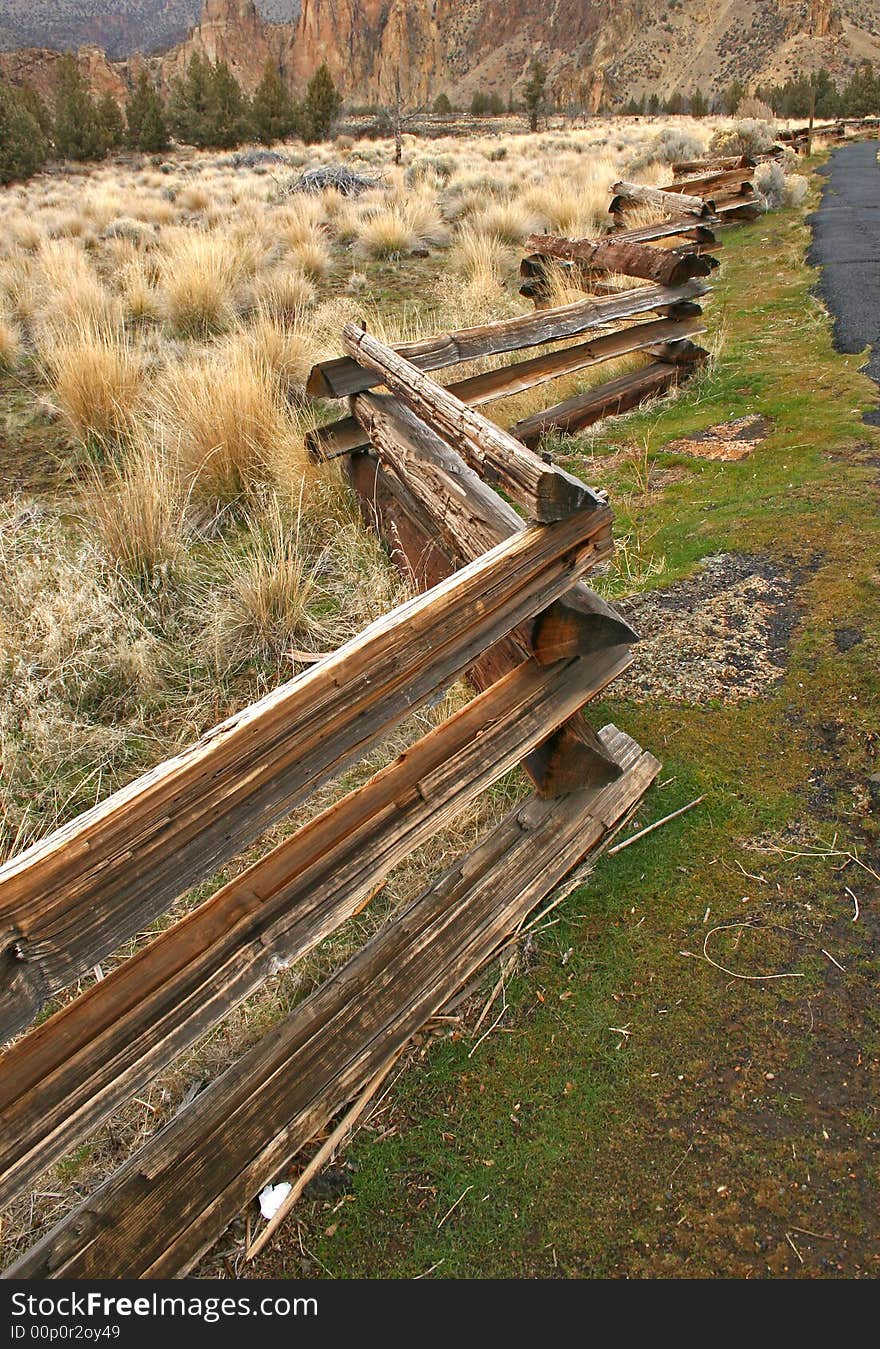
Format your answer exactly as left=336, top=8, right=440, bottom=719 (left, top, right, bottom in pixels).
left=0, top=0, right=877, bottom=111
left=0, top=43, right=127, bottom=103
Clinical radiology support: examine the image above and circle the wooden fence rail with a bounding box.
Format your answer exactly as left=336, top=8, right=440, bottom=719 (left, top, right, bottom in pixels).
left=0, top=175, right=737, bottom=1274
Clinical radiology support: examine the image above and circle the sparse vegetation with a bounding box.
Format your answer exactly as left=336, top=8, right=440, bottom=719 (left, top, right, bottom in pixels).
left=4, top=112, right=869, bottom=1282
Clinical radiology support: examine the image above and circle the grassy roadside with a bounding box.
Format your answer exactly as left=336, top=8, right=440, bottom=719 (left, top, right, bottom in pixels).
left=257, top=179, right=880, bottom=1280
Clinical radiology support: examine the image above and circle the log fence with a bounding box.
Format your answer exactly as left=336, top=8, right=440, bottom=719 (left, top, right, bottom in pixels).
left=0, top=161, right=751, bottom=1278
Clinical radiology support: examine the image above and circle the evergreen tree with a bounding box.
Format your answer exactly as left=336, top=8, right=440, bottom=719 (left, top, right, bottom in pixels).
left=126, top=71, right=169, bottom=152
left=18, top=81, right=52, bottom=139
left=250, top=60, right=294, bottom=143
left=647, top=91, right=660, bottom=115
left=720, top=79, right=745, bottom=115
left=53, top=53, right=105, bottom=161
left=300, top=63, right=341, bottom=143
left=841, top=62, right=879, bottom=117
left=0, top=79, right=49, bottom=184
left=433, top=91, right=452, bottom=114
left=204, top=59, right=247, bottom=148
left=690, top=87, right=708, bottom=117
left=665, top=90, right=684, bottom=114
left=167, top=53, right=212, bottom=146
left=523, top=60, right=547, bottom=133
left=96, top=90, right=124, bottom=151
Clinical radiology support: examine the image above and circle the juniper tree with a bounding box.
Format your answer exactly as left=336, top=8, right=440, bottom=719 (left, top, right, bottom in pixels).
left=0, top=79, right=49, bottom=183
left=125, top=71, right=169, bottom=152
left=204, top=59, right=248, bottom=149
left=53, top=52, right=104, bottom=161
left=300, top=63, right=341, bottom=143
left=96, top=90, right=125, bottom=151
left=523, top=60, right=547, bottom=132
left=250, top=60, right=294, bottom=143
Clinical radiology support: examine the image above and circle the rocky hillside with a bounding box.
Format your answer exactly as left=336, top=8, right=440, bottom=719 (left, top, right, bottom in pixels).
left=1, top=0, right=879, bottom=107
left=0, top=2, right=301, bottom=59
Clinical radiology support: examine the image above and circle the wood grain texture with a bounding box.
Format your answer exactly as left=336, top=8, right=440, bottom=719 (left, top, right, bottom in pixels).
left=523, top=233, right=713, bottom=285
left=510, top=360, right=683, bottom=446
left=6, top=726, right=660, bottom=1280
left=609, top=180, right=715, bottom=219
left=671, top=154, right=755, bottom=174
left=305, top=279, right=711, bottom=399
left=340, top=324, right=600, bottom=523
left=0, top=646, right=631, bottom=1210
left=349, top=392, right=629, bottom=791
left=307, top=315, right=706, bottom=462
left=0, top=505, right=613, bottom=1039
left=605, top=218, right=719, bottom=246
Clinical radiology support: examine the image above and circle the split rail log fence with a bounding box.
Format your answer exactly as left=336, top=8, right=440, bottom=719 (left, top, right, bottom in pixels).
left=0, top=273, right=689, bottom=1275
left=779, top=115, right=880, bottom=152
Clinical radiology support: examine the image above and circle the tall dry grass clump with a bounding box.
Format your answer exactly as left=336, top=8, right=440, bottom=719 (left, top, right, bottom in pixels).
left=524, top=165, right=616, bottom=238
left=42, top=323, right=145, bottom=448
left=159, top=230, right=248, bottom=336
left=243, top=309, right=321, bottom=395
left=35, top=240, right=121, bottom=337
left=154, top=341, right=313, bottom=505
left=448, top=224, right=512, bottom=292
left=0, top=312, right=22, bottom=368
left=252, top=264, right=316, bottom=321
left=470, top=198, right=541, bottom=244
left=211, top=499, right=324, bottom=669
left=86, top=439, right=189, bottom=588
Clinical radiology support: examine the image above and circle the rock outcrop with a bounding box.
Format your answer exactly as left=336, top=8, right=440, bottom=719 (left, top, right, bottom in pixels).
left=1, top=0, right=878, bottom=110
left=0, top=42, right=127, bottom=103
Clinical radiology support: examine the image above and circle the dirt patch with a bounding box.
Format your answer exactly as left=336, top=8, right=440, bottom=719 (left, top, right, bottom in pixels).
left=660, top=415, right=772, bottom=462
left=615, top=553, right=799, bottom=704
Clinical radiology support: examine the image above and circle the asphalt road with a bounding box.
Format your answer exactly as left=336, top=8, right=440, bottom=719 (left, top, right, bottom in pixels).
left=809, top=140, right=880, bottom=420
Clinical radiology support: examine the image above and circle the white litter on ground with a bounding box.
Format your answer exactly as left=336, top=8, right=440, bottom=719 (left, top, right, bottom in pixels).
left=258, top=1182, right=292, bottom=1220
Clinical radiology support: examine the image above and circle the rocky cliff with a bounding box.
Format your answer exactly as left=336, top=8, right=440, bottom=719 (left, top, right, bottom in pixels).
left=2, top=0, right=879, bottom=110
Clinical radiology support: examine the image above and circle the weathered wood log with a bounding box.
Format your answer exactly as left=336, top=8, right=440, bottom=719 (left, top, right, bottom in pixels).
left=666, top=167, right=754, bottom=196
left=654, top=299, right=705, bottom=320
left=0, top=503, right=614, bottom=1040
left=6, top=726, right=659, bottom=1279
left=339, top=323, right=600, bottom=522
left=350, top=393, right=630, bottom=791
left=308, top=315, right=707, bottom=461
left=511, top=361, right=682, bottom=447
left=305, top=279, right=711, bottom=399
left=343, top=448, right=632, bottom=666
left=671, top=154, right=756, bottom=174
left=0, top=645, right=633, bottom=1210
left=609, top=180, right=715, bottom=219
left=714, top=193, right=765, bottom=221
left=522, top=233, right=714, bottom=286
left=606, top=218, right=719, bottom=247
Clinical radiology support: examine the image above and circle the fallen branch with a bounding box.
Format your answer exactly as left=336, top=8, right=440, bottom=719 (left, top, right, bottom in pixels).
left=245, top=1049, right=404, bottom=1261
left=607, top=795, right=704, bottom=854
left=701, top=921, right=804, bottom=981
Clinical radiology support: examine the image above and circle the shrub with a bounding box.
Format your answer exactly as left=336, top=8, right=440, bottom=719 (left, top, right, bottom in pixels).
left=784, top=174, right=808, bottom=208
left=42, top=323, right=145, bottom=448
left=154, top=342, right=310, bottom=505
left=0, top=79, right=49, bottom=184
left=628, top=126, right=705, bottom=172
left=405, top=155, right=455, bottom=187
left=754, top=161, right=787, bottom=209
left=159, top=231, right=247, bottom=336
left=709, top=119, right=777, bottom=158
left=736, top=96, right=775, bottom=122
